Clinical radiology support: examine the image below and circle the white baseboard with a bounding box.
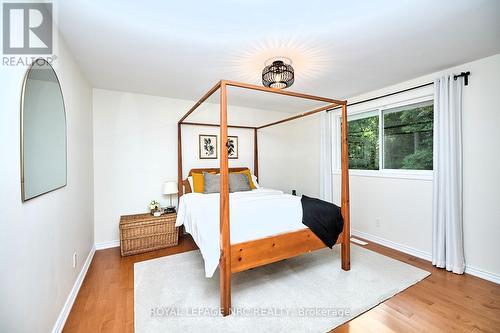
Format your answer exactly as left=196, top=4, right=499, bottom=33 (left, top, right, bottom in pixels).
left=352, top=229, right=500, bottom=285
left=95, top=239, right=120, bottom=250
left=51, top=245, right=96, bottom=333
left=350, top=237, right=368, bottom=246
left=50, top=240, right=121, bottom=333
left=465, top=265, right=500, bottom=284
left=352, top=229, right=432, bottom=261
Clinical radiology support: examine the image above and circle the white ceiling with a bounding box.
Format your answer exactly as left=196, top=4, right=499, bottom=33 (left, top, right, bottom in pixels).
left=56, top=0, right=500, bottom=112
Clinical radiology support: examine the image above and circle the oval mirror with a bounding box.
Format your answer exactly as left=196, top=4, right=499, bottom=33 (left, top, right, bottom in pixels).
left=21, top=59, right=67, bottom=201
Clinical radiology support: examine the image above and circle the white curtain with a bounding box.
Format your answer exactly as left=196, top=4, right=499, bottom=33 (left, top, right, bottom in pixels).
left=319, top=111, right=333, bottom=202
left=432, top=75, right=465, bottom=274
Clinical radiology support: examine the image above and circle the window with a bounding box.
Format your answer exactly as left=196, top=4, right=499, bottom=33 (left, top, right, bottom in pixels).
left=340, top=99, right=434, bottom=173
left=383, top=101, right=433, bottom=170
left=347, top=113, right=379, bottom=170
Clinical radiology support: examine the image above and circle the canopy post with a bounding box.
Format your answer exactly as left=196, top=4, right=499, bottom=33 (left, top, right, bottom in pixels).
left=177, top=123, right=183, bottom=196
left=219, top=82, right=231, bottom=316
left=340, top=103, right=351, bottom=271
left=254, top=128, right=259, bottom=179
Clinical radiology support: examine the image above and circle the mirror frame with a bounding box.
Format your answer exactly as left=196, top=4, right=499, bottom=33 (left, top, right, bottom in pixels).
left=20, top=58, right=67, bottom=202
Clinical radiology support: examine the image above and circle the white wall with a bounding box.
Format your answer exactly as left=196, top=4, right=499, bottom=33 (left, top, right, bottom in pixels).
left=259, top=113, right=321, bottom=197
left=0, top=39, right=94, bottom=332
left=92, top=89, right=308, bottom=245
left=333, top=53, right=500, bottom=281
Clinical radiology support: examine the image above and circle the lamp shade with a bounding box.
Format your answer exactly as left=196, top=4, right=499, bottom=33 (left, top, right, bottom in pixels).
left=262, top=60, right=294, bottom=89
left=162, top=181, right=178, bottom=195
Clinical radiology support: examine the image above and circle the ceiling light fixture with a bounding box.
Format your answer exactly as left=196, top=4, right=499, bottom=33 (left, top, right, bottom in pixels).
left=262, top=58, right=294, bottom=89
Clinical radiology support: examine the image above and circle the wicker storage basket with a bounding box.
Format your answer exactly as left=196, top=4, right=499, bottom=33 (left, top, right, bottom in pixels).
left=119, top=213, right=179, bottom=256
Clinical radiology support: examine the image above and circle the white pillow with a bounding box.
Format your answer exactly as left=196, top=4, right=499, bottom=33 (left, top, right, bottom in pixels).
left=251, top=175, right=261, bottom=188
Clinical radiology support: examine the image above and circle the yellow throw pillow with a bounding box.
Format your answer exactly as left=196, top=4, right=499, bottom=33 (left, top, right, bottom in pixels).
left=233, top=169, right=256, bottom=189
left=192, top=171, right=216, bottom=193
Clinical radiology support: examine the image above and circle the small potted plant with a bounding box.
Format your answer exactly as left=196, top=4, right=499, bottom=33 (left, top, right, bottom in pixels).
left=149, top=200, right=160, bottom=215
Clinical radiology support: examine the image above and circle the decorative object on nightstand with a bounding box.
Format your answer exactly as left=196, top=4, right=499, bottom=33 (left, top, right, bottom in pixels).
left=119, top=212, right=179, bottom=256
left=149, top=200, right=160, bottom=215
left=162, top=181, right=178, bottom=213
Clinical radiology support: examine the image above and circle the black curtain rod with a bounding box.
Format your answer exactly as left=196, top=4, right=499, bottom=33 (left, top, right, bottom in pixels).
left=327, top=71, right=470, bottom=112
left=454, top=71, right=470, bottom=85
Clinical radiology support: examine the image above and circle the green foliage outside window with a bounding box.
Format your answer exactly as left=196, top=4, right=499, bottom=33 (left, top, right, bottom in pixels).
left=383, top=102, right=433, bottom=170
left=345, top=101, right=433, bottom=171
left=347, top=115, right=379, bottom=170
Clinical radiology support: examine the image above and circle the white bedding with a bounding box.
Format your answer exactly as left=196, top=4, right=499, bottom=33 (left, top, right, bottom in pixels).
left=175, top=188, right=305, bottom=277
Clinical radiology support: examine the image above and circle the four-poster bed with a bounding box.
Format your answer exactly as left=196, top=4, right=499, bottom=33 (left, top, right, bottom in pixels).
left=177, top=80, right=350, bottom=316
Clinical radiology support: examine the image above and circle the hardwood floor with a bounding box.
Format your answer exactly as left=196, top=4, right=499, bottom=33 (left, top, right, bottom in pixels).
left=63, top=236, right=500, bottom=332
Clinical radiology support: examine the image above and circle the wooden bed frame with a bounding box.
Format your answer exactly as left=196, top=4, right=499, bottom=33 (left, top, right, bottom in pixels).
left=177, top=80, right=350, bottom=316
left=183, top=167, right=344, bottom=273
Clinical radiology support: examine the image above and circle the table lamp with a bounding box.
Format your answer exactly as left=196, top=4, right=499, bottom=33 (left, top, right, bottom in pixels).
left=162, top=181, right=178, bottom=213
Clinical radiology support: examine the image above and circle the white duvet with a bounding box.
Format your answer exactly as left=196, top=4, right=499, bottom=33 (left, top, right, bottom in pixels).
left=175, top=188, right=305, bottom=277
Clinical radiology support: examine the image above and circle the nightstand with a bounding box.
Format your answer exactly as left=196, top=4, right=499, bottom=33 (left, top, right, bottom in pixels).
left=119, top=212, right=178, bottom=256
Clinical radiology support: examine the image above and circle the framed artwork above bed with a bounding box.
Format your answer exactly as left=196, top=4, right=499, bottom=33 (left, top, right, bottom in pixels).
left=228, top=136, right=238, bottom=159
left=199, top=134, right=217, bottom=159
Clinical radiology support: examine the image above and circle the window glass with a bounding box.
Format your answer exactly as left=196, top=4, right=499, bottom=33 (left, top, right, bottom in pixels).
left=347, top=114, right=379, bottom=170
left=383, top=101, right=433, bottom=170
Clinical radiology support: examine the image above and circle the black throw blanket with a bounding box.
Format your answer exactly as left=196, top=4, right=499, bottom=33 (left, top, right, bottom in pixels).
left=301, top=195, right=343, bottom=248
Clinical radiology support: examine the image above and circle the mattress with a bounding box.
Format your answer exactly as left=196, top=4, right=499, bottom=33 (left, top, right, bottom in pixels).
left=175, top=188, right=305, bottom=277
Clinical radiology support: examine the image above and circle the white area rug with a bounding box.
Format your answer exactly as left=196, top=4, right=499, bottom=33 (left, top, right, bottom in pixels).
left=135, top=245, right=430, bottom=333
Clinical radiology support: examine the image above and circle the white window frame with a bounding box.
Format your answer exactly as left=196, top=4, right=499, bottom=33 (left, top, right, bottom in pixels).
left=333, top=94, right=434, bottom=181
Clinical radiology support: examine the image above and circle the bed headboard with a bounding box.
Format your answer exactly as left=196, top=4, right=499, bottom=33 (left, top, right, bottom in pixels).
left=183, top=167, right=250, bottom=194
